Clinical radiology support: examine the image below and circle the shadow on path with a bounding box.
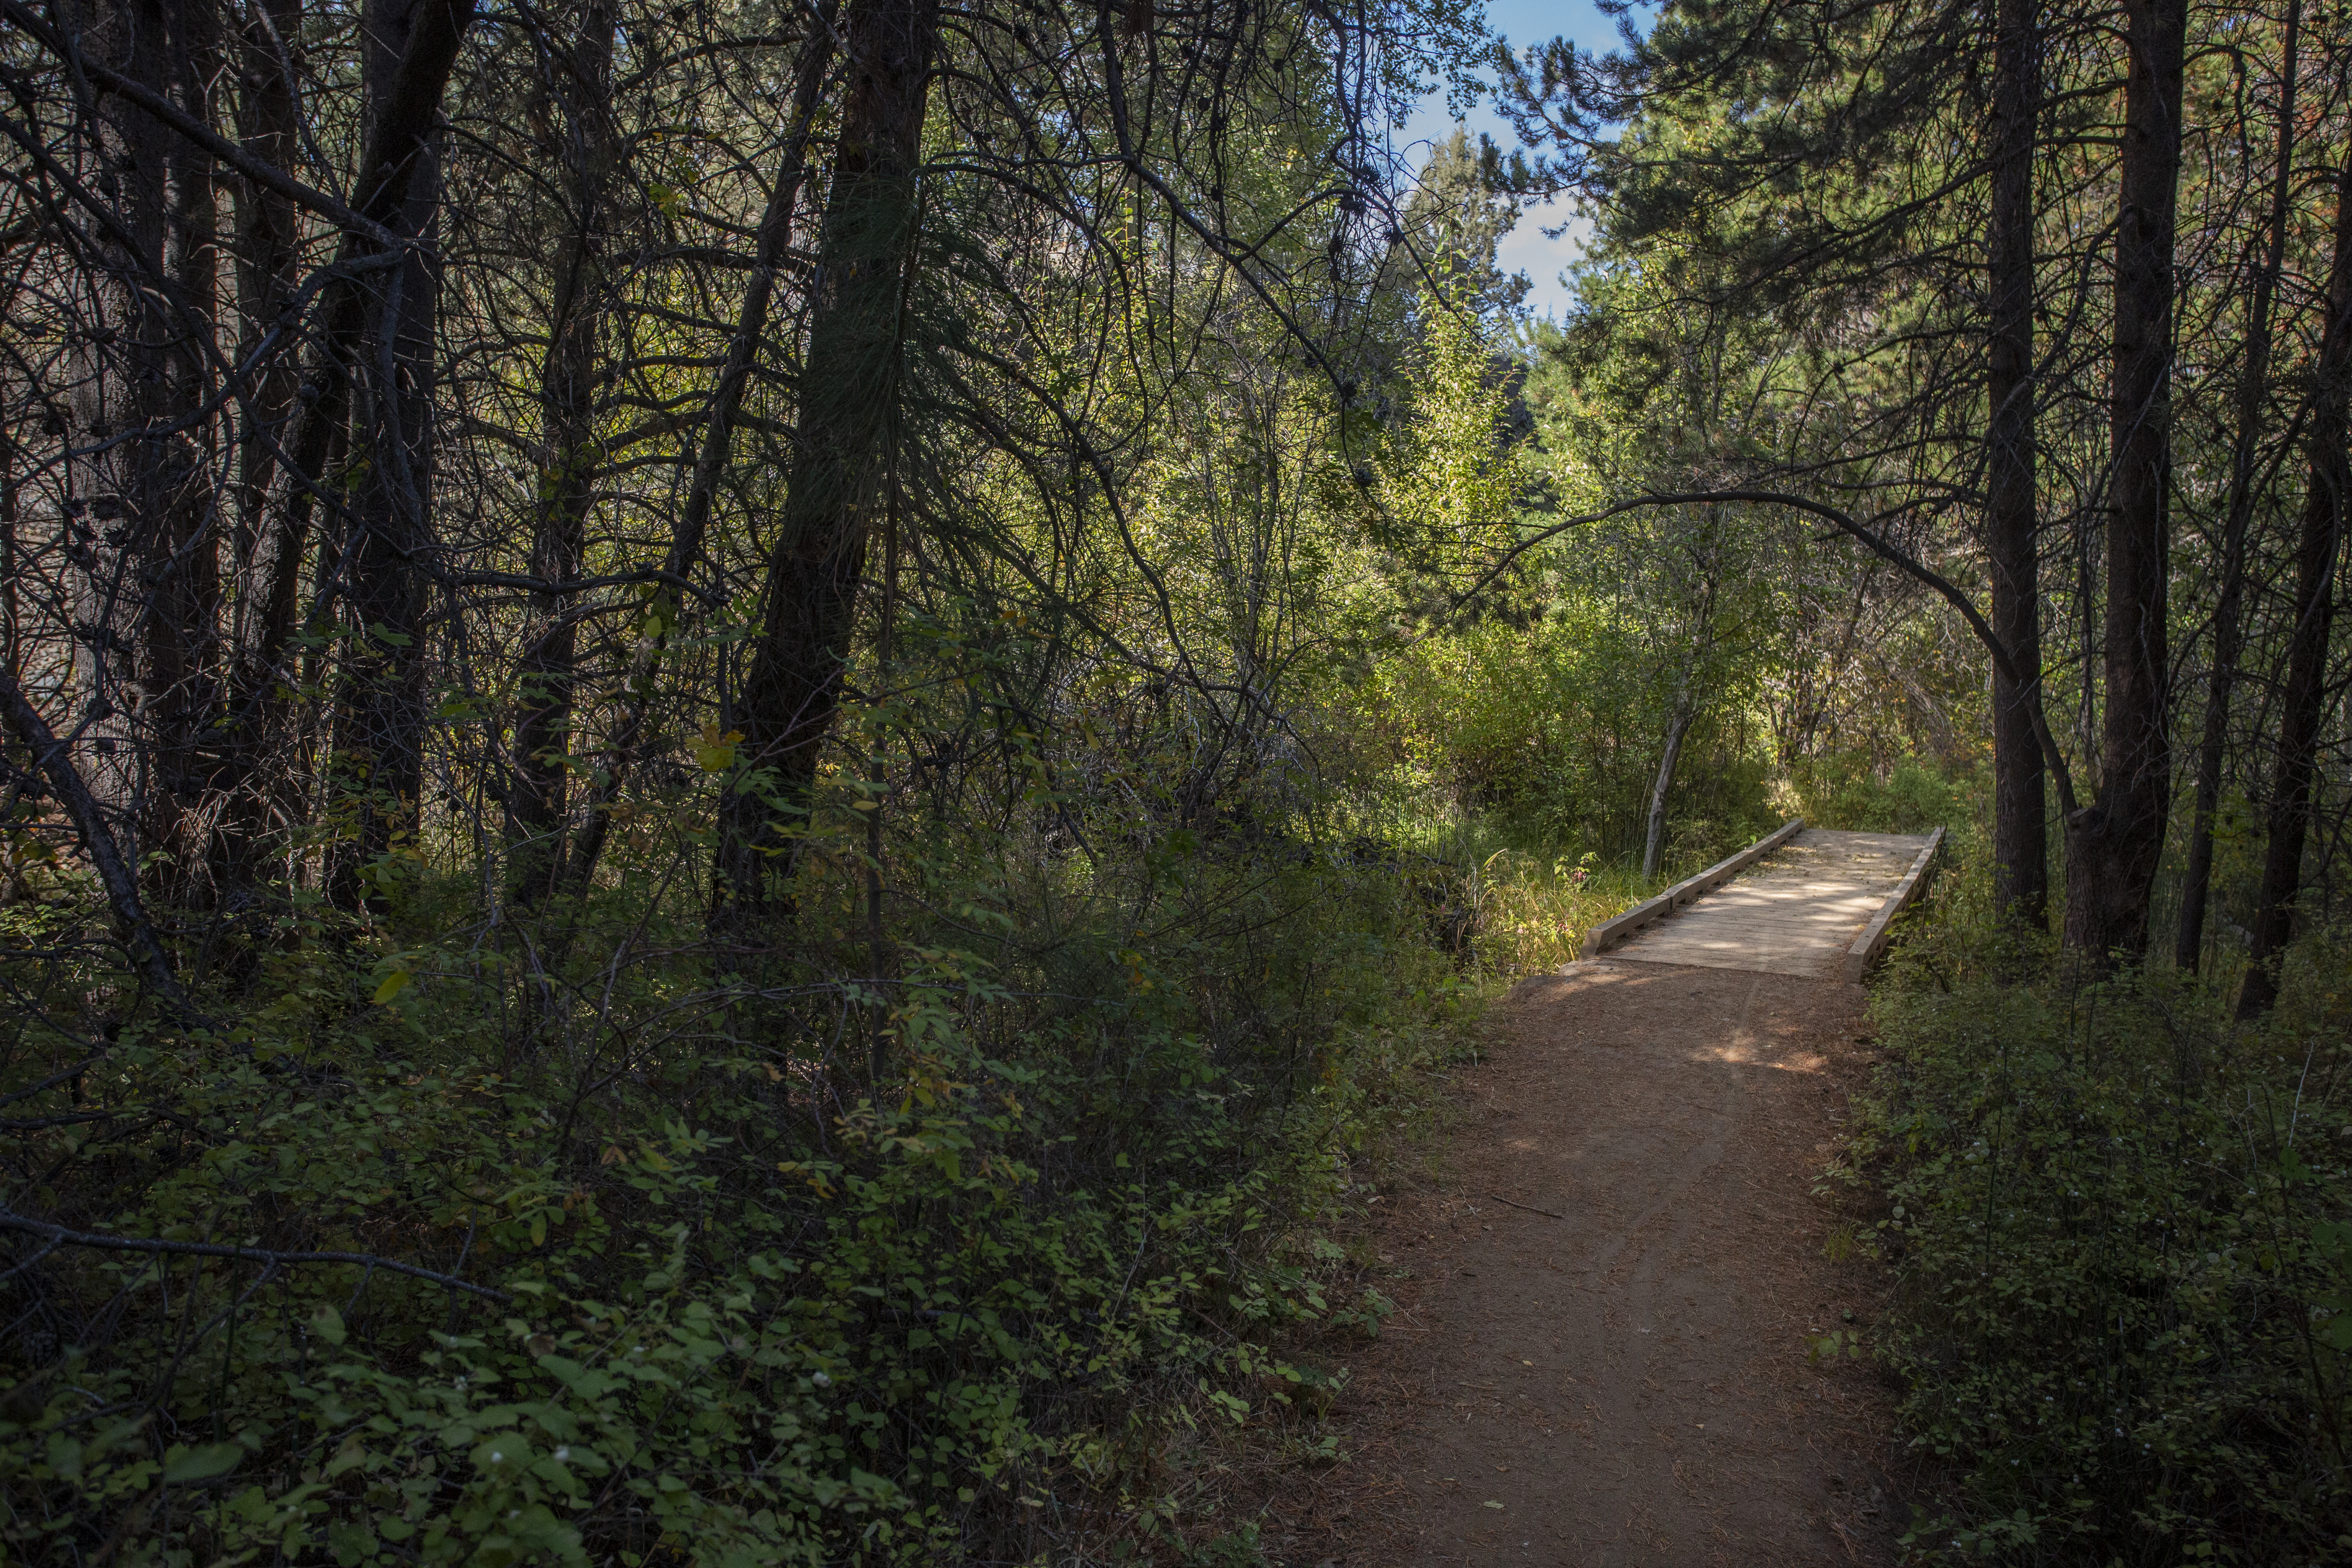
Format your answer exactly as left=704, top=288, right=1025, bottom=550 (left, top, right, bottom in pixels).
left=1262, top=959, right=1909, bottom=1567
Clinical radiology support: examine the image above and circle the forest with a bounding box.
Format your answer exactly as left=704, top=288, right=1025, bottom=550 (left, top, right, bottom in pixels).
left=0, top=0, right=2346, bottom=1559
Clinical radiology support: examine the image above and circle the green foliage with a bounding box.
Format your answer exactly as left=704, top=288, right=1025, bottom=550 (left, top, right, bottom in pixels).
left=1354, top=605, right=1775, bottom=859
left=0, top=807, right=1490, bottom=1564
left=1396, top=130, right=1532, bottom=318
left=0, top=27, right=1986, bottom=1555
left=1841, top=860, right=2352, bottom=1565
left=1789, top=757, right=1980, bottom=836
left=1370, top=298, right=1530, bottom=554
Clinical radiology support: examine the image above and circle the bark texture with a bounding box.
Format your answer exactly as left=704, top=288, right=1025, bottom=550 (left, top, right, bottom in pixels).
left=325, top=0, right=459, bottom=909
left=1986, top=0, right=2046, bottom=927
left=2237, top=139, right=2352, bottom=1018
left=2062, top=0, right=2184, bottom=961
left=210, top=0, right=306, bottom=897
left=714, top=0, right=940, bottom=917
left=62, top=0, right=224, bottom=903
left=1642, top=706, right=1694, bottom=881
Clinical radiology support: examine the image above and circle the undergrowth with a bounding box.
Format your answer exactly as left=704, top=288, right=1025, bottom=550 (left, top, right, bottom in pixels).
left=1335, top=788, right=1758, bottom=977
left=1840, top=848, right=2352, bottom=1565
left=0, top=765, right=1898, bottom=1565
left=0, top=812, right=1506, bottom=1567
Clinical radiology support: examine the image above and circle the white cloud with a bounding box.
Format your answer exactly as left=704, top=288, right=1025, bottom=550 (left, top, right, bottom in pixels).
left=1392, top=0, right=1644, bottom=320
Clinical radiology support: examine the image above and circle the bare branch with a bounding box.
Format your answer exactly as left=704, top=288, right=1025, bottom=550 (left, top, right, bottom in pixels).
left=0, top=0, right=398, bottom=246
left=1461, top=488, right=2080, bottom=813
left=0, top=670, right=206, bottom=1020
left=0, top=1210, right=511, bottom=1302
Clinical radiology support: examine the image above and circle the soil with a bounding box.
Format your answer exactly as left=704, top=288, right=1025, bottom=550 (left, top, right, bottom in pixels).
left=1257, top=958, right=1909, bottom=1567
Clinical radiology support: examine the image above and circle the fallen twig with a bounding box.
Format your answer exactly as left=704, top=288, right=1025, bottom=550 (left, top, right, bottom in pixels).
left=1486, top=1193, right=1567, bottom=1220
left=0, top=1211, right=510, bottom=1302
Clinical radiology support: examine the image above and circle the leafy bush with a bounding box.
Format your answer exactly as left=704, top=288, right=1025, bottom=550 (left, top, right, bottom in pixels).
left=1791, top=756, right=1979, bottom=836
left=0, top=827, right=1481, bottom=1565
left=1844, top=868, right=2352, bottom=1564
left=1350, top=608, right=1776, bottom=858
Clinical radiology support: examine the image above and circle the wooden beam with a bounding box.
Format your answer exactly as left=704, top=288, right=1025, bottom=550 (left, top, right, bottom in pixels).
left=1840, top=827, right=1947, bottom=984
left=1581, top=817, right=1806, bottom=960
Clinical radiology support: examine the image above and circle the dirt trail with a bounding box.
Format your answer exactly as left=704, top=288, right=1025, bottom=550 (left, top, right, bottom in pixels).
left=1263, top=959, right=1905, bottom=1566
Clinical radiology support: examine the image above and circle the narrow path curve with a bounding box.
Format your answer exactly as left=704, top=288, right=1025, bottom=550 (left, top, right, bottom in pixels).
left=1259, top=838, right=1929, bottom=1566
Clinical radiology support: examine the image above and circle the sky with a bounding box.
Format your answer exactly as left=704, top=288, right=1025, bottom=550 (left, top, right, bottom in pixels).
left=1397, top=0, right=1641, bottom=318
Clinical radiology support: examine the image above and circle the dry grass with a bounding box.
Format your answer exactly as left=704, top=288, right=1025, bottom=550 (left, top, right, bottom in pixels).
left=1460, top=849, right=1650, bottom=976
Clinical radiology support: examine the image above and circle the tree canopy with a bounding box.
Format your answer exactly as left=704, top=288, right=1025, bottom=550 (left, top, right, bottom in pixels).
left=0, top=0, right=2346, bottom=1557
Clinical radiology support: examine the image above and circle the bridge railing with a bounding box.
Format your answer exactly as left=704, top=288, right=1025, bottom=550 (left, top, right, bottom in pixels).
left=1579, top=817, right=1806, bottom=960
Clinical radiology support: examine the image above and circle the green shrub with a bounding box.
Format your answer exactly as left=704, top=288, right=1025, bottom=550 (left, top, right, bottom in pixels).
left=0, top=831, right=1481, bottom=1565
left=1791, top=756, right=1979, bottom=836
left=1349, top=607, right=1775, bottom=857
left=1844, top=873, right=2352, bottom=1564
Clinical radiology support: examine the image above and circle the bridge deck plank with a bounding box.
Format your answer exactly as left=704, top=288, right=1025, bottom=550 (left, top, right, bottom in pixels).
left=1606, top=828, right=1935, bottom=980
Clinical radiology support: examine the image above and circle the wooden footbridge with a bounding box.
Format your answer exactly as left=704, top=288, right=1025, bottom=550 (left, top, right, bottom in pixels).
left=1582, top=819, right=1943, bottom=983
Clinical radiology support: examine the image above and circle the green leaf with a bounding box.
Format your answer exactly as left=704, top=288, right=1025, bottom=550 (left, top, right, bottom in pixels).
left=310, top=1302, right=347, bottom=1346
left=372, top=969, right=412, bottom=1005
left=691, top=724, right=742, bottom=772
left=162, top=1442, right=244, bottom=1485
left=327, top=1519, right=379, bottom=1566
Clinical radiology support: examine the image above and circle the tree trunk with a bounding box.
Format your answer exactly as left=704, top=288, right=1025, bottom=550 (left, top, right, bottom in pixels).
left=552, top=8, right=836, bottom=916
left=0, top=434, right=18, bottom=681
left=713, top=0, right=939, bottom=918
left=63, top=0, right=171, bottom=879
left=2176, top=0, right=2300, bottom=973
left=1986, top=0, right=2046, bottom=928
left=2237, top=137, right=2352, bottom=1018
left=2062, top=0, right=2185, bottom=961
left=218, top=0, right=474, bottom=908
left=1642, top=704, right=1695, bottom=880
left=229, top=0, right=304, bottom=529
left=148, top=0, right=225, bottom=906
left=209, top=0, right=305, bottom=899
left=326, top=0, right=451, bottom=911
left=59, top=0, right=226, bottom=909
left=507, top=2, right=617, bottom=910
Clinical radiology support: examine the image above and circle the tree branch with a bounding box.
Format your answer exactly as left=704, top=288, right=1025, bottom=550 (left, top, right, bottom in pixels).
left=0, top=670, right=207, bottom=1019
left=0, top=1210, right=510, bottom=1302
left=0, top=0, right=397, bottom=247
left=1463, top=488, right=2080, bottom=813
